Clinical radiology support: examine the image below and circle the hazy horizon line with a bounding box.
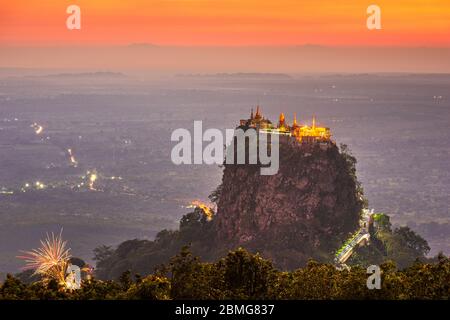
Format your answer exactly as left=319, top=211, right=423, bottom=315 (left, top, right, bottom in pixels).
left=2, top=45, right=449, bottom=73
left=2, top=43, right=450, bottom=49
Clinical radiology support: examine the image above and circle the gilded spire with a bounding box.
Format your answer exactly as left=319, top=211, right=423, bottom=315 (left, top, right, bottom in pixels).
left=242, top=108, right=331, bottom=142
left=255, top=105, right=261, bottom=119
left=279, top=112, right=286, bottom=127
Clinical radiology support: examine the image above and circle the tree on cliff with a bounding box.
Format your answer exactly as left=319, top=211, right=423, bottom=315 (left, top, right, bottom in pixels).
left=350, top=217, right=431, bottom=269
left=394, top=226, right=430, bottom=257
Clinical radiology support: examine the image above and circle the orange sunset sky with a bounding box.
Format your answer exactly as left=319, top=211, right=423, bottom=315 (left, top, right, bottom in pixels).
left=1, top=0, right=449, bottom=46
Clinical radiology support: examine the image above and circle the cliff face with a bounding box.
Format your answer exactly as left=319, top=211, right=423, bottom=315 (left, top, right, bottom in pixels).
left=91, top=128, right=429, bottom=279
left=213, top=137, right=363, bottom=269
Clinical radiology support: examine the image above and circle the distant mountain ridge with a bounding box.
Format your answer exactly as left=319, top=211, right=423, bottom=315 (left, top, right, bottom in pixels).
left=176, top=73, right=292, bottom=79
left=31, top=71, right=126, bottom=78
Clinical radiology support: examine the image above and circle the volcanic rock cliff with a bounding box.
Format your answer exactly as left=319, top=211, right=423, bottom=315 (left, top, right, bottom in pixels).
left=213, top=138, right=364, bottom=269
left=92, top=115, right=431, bottom=279
left=92, top=133, right=429, bottom=279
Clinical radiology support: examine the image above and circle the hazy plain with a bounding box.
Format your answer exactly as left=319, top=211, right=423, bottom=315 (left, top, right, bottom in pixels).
left=0, top=71, right=449, bottom=272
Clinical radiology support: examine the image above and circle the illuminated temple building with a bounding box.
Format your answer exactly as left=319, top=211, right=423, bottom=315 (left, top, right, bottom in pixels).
left=239, top=105, right=332, bottom=143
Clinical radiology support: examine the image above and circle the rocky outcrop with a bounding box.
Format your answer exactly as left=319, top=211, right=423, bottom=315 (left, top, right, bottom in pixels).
left=94, top=135, right=367, bottom=278
left=213, top=137, right=364, bottom=269
left=92, top=131, right=429, bottom=279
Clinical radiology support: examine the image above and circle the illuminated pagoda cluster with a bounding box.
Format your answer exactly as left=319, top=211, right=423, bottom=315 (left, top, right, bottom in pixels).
left=239, top=105, right=332, bottom=143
